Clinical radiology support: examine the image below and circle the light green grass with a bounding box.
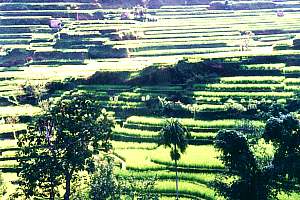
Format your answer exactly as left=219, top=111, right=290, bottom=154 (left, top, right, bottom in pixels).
left=126, top=116, right=264, bottom=129
left=0, top=105, right=42, bottom=117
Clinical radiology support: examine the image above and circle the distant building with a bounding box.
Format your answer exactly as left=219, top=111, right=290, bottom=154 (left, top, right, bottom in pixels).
left=277, top=10, right=284, bottom=17
left=49, top=19, right=62, bottom=29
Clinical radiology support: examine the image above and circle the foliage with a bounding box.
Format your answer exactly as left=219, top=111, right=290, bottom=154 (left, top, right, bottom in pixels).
left=70, top=173, right=90, bottom=200
left=0, top=172, right=7, bottom=197
left=89, top=157, right=122, bottom=200
left=159, top=119, right=191, bottom=200
left=255, top=102, right=288, bottom=120
left=16, top=92, right=115, bottom=200
left=214, top=129, right=274, bottom=200
left=215, top=114, right=300, bottom=200
left=263, top=114, right=300, bottom=193
left=224, top=99, right=246, bottom=117
left=89, top=156, right=159, bottom=200
left=122, top=175, right=159, bottom=200
left=159, top=119, right=191, bottom=161
left=145, top=96, right=190, bottom=117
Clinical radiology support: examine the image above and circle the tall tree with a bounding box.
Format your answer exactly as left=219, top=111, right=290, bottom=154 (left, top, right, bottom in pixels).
left=16, top=92, right=115, bottom=200
left=214, top=130, right=273, bottom=200
left=263, top=114, right=300, bottom=194
left=159, top=118, right=190, bottom=200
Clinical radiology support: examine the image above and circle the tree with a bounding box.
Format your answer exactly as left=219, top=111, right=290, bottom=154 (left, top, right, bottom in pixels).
left=214, top=130, right=274, bottom=200
left=214, top=114, right=300, bottom=200
left=16, top=92, right=115, bottom=200
left=16, top=116, right=62, bottom=200
left=89, top=157, right=122, bottom=200
left=159, top=119, right=190, bottom=200
left=263, top=114, right=300, bottom=194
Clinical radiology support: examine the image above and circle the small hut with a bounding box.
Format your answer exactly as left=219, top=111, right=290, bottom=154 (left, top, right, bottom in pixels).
left=277, top=10, right=284, bottom=17
left=49, top=19, right=62, bottom=29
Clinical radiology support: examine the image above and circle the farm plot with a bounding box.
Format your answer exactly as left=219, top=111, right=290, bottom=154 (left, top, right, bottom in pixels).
left=0, top=2, right=300, bottom=199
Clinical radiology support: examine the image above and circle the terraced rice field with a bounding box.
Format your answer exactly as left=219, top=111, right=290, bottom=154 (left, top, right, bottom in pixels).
left=1, top=0, right=300, bottom=199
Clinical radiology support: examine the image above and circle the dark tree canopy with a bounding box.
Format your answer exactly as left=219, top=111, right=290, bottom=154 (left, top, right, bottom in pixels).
left=159, top=118, right=191, bottom=161
left=16, top=92, right=115, bottom=200
left=215, top=114, right=300, bottom=200
left=263, top=114, right=300, bottom=192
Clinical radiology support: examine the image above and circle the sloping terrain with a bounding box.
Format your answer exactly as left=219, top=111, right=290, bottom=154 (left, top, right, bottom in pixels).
left=0, top=1, right=300, bottom=199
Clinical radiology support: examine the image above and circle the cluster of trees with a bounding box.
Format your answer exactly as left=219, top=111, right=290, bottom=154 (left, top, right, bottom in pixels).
left=215, top=114, right=300, bottom=200
left=11, top=92, right=189, bottom=200
left=4, top=90, right=299, bottom=200
left=8, top=91, right=192, bottom=200
left=13, top=92, right=115, bottom=199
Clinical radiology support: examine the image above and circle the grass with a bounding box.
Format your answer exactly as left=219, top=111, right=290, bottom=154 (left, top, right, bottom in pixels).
left=112, top=141, right=158, bottom=150
left=192, top=104, right=227, bottom=112
left=113, top=126, right=158, bottom=138
left=283, top=66, right=300, bottom=73
left=114, top=148, right=165, bottom=170
left=131, top=47, right=240, bottom=57
left=1, top=3, right=300, bottom=200
left=150, top=145, right=223, bottom=169
left=114, top=143, right=223, bottom=170
left=0, top=105, right=42, bottom=118
left=126, top=116, right=264, bottom=129
left=154, top=180, right=217, bottom=200
left=0, top=124, right=27, bottom=134
left=99, top=100, right=144, bottom=108
left=193, top=83, right=284, bottom=92
left=116, top=170, right=216, bottom=185
left=113, top=127, right=216, bottom=140
left=284, top=78, right=300, bottom=85
left=219, top=76, right=285, bottom=84
left=0, top=139, right=17, bottom=149
left=193, top=91, right=294, bottom=98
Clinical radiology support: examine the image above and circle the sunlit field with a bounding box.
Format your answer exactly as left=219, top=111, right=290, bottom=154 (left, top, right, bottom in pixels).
left=1, top=0, right=300, bottom=199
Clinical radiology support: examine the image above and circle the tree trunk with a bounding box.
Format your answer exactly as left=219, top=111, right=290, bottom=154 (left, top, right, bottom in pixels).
left=50, top=186, right=55, bottom=200
left=64, top=172, right=71, bottom=200
left=175, top=159, right=179, bottom=200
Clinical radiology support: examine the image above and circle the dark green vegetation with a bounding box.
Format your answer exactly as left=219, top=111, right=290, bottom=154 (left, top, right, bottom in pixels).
left=215, top=114, right=300, bottom=200
left=159, top=119, right=191, bottom=200
left=15, top=93, right=115, bottom=200
left=0, top=0, right=300, bottom=199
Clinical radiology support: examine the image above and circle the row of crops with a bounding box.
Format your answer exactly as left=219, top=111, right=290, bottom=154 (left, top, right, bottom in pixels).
left=64, top=58, right=299, bottom=198
left=0, top=0, right=300, bottom=199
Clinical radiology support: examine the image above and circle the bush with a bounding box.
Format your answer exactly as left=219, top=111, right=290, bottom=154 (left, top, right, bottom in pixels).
left=89, top=159, right=122, bottom=200
left=209, top=1, right=276, bottom=10
left=0, top=172, right=6, bottom=197
left=84, top=71, right=130, bottom=85
left=88, top=45, right=129, bottom=58
left=45, top=80, right=76, bottom=93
